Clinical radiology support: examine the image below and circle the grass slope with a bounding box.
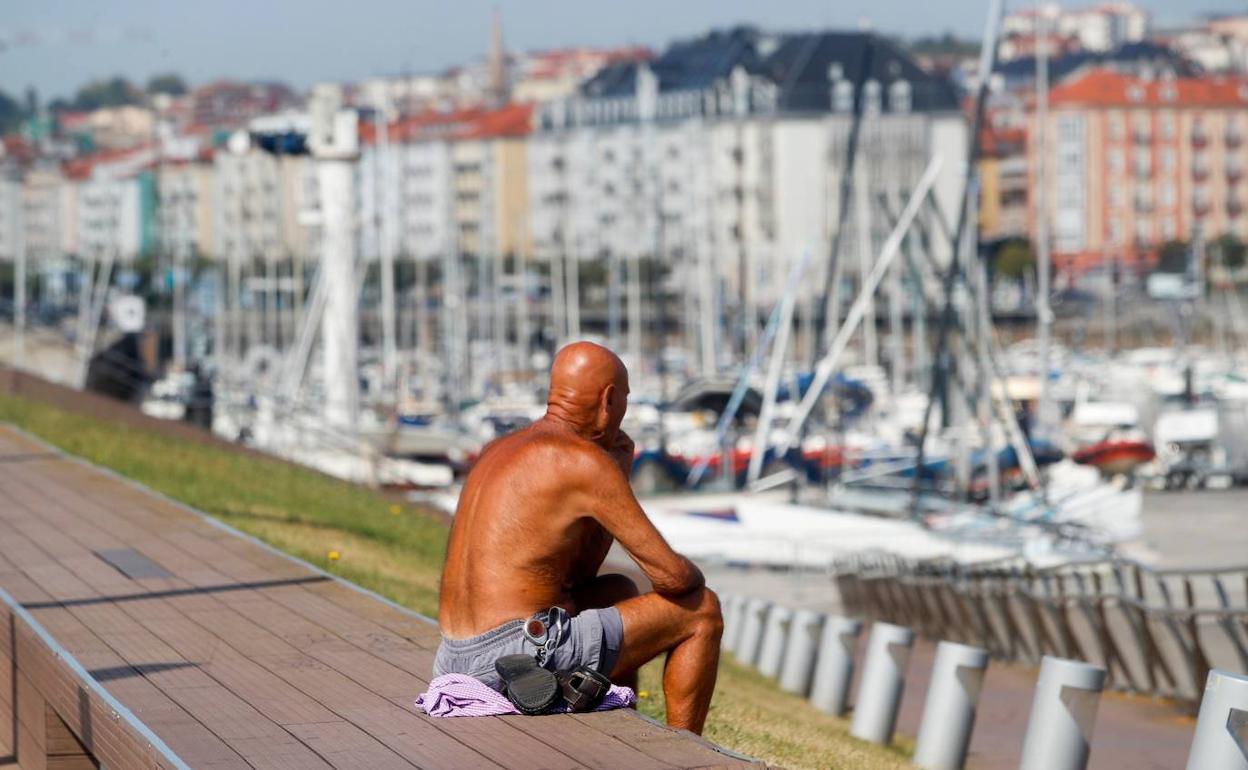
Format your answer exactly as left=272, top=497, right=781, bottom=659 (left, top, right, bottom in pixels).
left=0, top=392, right=912, bottom=770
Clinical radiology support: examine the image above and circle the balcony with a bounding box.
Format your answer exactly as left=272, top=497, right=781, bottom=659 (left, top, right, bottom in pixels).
left=1230, top=199, right=1244, bottom=217
left=1134, top=197, right=1153, bottom=214
left=1193, top=166, right=1210, bottom=182
left=1229, top=166, right=1243, bottom=184
left=1229, top=131, right=1244, bottom=149
left=1133, top=128, right=1151, bottom=144
left=1191, top=129, right=1209, bottom=149
left=1194, top=200, right=1211, bottom=218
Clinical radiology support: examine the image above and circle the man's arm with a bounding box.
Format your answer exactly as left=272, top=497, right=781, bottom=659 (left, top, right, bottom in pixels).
left=574, top=446, right=703, bottom=597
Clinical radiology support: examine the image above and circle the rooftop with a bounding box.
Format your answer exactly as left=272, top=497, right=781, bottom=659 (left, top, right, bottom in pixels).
left=1048, top=68, right=1248, bottom=107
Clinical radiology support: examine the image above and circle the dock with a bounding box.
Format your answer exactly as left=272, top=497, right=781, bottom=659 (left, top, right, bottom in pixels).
left=0, top=425, right=759, bottom=770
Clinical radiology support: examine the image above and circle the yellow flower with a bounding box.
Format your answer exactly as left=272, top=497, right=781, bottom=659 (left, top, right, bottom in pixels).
left=327, top=550, right=341, bottom=561
left=390, top=504, right=401, bottom=514
left=637, top=691, right=649, bottom=698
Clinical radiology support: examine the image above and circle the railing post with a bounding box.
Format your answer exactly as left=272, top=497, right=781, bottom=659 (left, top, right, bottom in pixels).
left=849, top=622, right=914, bottom=744
left=721, top=594, right=745, bottom=651
left=757, top=605, right=793, bottom=679
left=1184, top=669, right=1248, bottom=770
left=733, top=597, right=771, bottom=666
left=780, top=609, right=824, bottom=696
left=912, top=641, right=990, bottom=770
left=1018, top=656, right=1107, bottom=770
left=810, top=615, right=862, bottom=715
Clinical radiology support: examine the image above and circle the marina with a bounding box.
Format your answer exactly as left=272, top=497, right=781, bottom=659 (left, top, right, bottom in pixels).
left=2, top=1, right=1247, bottom=767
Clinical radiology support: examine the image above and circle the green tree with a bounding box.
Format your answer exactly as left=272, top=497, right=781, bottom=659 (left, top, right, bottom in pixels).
left=72, top=77, right=141, bottom=110
left=1156, top=240, right=1190, bottom=274
left=1217, top=233, right=1246, bottom=270
left=0, top=89, right=23, bottom=133
left=146, top=73, right=188, bottom=96
left=994, top=239, right=1035, bottom=280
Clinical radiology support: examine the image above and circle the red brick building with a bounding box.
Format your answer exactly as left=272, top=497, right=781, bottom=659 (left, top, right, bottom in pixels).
left=1028, top=69, right=1248, bottom=274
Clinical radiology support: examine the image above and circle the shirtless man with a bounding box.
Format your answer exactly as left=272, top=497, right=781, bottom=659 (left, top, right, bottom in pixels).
left=435, top=342, right=722, bottom=734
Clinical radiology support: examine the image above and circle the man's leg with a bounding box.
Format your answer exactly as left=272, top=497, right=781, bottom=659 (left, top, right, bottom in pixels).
left=609, top=586, right=722, bottom=734
left=572, top=573, right=640, bottom=690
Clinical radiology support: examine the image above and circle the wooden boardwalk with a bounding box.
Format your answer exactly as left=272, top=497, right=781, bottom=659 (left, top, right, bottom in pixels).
left=0, top=425, right=759, bottom=770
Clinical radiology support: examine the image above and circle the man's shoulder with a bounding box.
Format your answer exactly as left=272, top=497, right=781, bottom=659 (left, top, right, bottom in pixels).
left=507, top=425, right=611, bottom=473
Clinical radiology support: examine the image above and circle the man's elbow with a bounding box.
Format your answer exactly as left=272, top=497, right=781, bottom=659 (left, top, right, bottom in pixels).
left=653, top=557, right=705, bottom=597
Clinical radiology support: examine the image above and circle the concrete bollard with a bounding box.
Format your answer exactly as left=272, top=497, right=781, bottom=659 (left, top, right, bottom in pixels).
left=850, top=621, right=915, bottom=744
left=733, top=597, right=771, bottom=666
left=779, top=609, right=825, bottom=696
left=757, top=605, right=794, bottom=679
left=721, top=594, right=745, bottom=652
left=810, top=615, right=863, bottom=715
left=912, top=641, right=990, bottom=770
left=1184, top=669, right=1248, bottom=770
left=1018, top=656, right=1107, bottom=770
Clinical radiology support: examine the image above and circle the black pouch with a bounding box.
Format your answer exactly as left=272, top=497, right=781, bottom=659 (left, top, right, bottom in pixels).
left=495, top=654, right=560, bottom=715
left=557, top=665, right=612, bottom=712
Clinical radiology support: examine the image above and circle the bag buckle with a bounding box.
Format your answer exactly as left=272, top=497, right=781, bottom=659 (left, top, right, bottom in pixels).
left=523, top=607, right=569, bottom=665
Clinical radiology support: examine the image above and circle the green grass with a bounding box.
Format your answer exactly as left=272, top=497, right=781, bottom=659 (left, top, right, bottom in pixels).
left=0, top=392, right=914, bottom=769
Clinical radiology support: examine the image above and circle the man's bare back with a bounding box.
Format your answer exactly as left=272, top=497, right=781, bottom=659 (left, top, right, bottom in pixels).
left=439, top=422, right=622, bottom=635
left=436, top=342, right=723, bottom=733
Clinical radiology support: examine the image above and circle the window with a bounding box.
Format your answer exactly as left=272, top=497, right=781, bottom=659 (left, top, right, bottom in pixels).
left=1134, top=219, right=1151, bottom=245
left=1109, top=150, right=1125, bottom=173
left=1160, top=183, right=1176, bottom=208
left=1108, top=112, right=1124, bottom=140
left=1161, top=148, right=1176, bottom=172
left=863, top=80, right=882, bottom=114
left=833, top=80, right=853, bottom=113
left=1160, top=112, right=1175, bottom=140
left=889, top=80, right=911, bottom=113
left=1109, top=183, right=1125, bottom=208
left=1161, top=217, right=1176, bottom=241
left=1109, top=217, right=1124, bottom=244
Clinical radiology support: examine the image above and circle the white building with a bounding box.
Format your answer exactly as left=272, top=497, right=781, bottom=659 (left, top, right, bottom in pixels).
left=529, top=28, right=968, bottom=366
left=1003, top=2, right=1149, bottom=54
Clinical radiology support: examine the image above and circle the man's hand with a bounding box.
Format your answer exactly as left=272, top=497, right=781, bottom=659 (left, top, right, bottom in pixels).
left=606, top=430, right=635, bottom=478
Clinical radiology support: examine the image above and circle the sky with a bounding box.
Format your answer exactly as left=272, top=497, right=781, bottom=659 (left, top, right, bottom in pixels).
left=0, top=0, right=1239, bottom=102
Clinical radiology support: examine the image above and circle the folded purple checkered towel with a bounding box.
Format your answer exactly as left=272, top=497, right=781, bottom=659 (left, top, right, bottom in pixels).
left=415, top=673, right=636, bottom=717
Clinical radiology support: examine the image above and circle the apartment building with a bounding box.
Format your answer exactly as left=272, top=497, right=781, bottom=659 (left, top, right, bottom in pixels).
left=529, top=27, right=967, bottom=359
left=1030, top=69, right=1248, bottom=274
left=156, top=156, right=216, bottom=261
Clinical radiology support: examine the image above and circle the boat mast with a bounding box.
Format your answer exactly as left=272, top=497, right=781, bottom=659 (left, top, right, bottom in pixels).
left=1035, top=0, right=1055, bottom=436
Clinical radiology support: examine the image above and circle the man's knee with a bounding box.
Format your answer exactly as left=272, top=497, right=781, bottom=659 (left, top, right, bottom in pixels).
left=600, top=573, right=641, bottom=602
left=694, top=587, right=723, bottom=639
left=575, top=573, right=640, bottom=611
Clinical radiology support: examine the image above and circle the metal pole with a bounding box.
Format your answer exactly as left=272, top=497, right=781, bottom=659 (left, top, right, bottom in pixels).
left=757, top=605, right=794, bottom=679
left=778, top=157, right=944, bottom=454
left=780, top=609, right=825, bottom=696
left=721, top=594, right=746, bottom=652
left=913, top=641, right=990, bottom=770
left=810, top=615, right=863, bottom=715
left=1184, top=669, right=1248, bottom=770
left=1018, top=656, right=1106, bottom=770
left=850, top=621, right=915, bottom=744
left=1034, top=0, right=1055, bottom=436
left=733, top=597, right=771, bottom=666
left=854, top=162, right=877, bottom=368
left=13, top=191, right=26, bottom=370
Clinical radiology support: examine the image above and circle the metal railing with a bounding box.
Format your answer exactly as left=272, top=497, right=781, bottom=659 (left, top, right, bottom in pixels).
left=832, top=553, right=1248, bottom=707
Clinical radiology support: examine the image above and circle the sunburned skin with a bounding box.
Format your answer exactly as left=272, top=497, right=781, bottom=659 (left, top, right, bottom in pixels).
left=438, top=341, right=723, bottom=733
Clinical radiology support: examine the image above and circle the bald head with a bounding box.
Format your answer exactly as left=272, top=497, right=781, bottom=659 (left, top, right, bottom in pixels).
left=546, top=342, right=629, bottom=443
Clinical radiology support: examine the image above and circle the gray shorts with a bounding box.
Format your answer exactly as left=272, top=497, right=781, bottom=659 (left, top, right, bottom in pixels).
left=433, top=607, right=624, bottom=691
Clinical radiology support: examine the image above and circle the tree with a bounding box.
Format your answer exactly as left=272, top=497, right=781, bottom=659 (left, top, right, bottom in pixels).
left=146, top=73, right=188, bottom=96
left=0, top=89, right=23, bottom=133
left=71, top=77, right=140, bottom=110
left=994, top=239, right=1035, bottom=281
left=1156, top=240, right=1189, bottom=274
left=1217, top=233, right=1245, bottom=270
